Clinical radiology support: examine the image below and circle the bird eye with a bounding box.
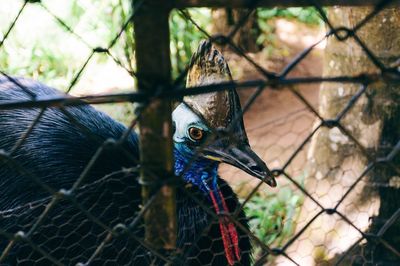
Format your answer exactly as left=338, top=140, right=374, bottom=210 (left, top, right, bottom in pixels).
left=188, top=127, right=204, bottom=141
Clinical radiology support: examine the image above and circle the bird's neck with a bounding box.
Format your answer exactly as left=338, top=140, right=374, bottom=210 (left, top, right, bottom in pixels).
left=174, top=146, right=241, bottom=265
left=174, top=146, right=219, bottom=193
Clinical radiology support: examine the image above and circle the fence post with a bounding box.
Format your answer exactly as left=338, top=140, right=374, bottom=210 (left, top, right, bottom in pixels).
left=132, top=0, right=176, bottom=251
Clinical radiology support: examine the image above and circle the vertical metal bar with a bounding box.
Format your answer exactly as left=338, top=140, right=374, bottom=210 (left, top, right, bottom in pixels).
left=133, top=0, right=176, bottom=251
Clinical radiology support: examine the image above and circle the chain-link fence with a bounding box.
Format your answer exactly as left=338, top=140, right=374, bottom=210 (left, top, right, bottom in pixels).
left=0, top=0, right=399, bottom=265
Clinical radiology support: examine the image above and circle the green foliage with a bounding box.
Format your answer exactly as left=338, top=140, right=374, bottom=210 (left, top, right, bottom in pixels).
left=0, top=0, right=133, bottom=90
left=258, top=7, right=323, bottom=25
left=169, top=7, right=322, bottom=77
left=1, top=2, right=322, bottom=88
left=256, top=7, right=323, bottom=54
left=169, top=9, right=211, bottom=79
left=0, top=42, right=75, bottom=88
left=243, top=185, right=303, bottom=249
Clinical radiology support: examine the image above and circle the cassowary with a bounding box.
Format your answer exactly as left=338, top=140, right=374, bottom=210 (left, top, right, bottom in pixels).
left=0, top=40, right=276, bottom=265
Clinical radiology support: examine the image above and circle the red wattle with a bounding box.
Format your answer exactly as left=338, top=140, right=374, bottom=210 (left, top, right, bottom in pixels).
left=209, top=189, right=241, bottom=265
left=218, top=190, right=241, bottom=262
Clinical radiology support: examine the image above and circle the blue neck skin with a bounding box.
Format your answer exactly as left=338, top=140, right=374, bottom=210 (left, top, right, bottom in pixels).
left=174, top=143, right=222, bottom=203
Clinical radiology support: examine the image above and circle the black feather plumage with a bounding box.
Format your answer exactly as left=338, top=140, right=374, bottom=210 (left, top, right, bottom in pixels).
left=0, top=77, right=251, bottom=265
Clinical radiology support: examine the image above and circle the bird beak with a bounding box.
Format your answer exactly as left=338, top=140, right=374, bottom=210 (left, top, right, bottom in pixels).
left=203, top=141, right=277, bottom=187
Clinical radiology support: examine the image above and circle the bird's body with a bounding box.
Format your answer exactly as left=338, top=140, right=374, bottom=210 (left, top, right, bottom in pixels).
left=0, top=77, right=251, bottom=265
left=0, top=40, right=275, bottom=265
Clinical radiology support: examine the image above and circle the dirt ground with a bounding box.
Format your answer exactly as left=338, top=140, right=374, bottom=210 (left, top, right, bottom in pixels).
left=219, top=19, right=325, bottom=196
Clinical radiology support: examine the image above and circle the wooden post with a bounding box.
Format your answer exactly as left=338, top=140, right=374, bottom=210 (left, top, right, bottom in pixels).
left=133, top=0, right=176, bottom=251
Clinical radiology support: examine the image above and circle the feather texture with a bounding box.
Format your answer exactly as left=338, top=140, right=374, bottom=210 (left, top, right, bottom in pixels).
left=0, top=77, right=251, bottom=265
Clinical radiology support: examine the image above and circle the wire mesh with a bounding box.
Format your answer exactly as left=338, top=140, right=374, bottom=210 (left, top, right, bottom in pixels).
left=0, top=0, right=399, bottom=265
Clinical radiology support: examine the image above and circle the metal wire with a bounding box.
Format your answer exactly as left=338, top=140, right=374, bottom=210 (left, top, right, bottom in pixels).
left=0, top=0, right=399, bottom=265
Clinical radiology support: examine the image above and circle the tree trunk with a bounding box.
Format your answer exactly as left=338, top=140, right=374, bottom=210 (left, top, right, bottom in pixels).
left=211, top=9, right=262, bottom=53
left=278, top=7, right=400, bottom=265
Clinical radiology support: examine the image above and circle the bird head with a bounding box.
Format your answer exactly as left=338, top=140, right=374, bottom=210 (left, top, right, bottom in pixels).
left=172, top=40, right=276, bottom=188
